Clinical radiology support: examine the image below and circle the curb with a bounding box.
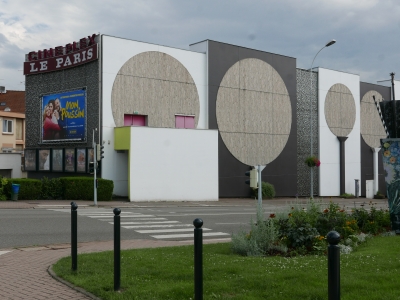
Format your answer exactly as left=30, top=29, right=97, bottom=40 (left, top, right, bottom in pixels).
left=48, top=265, right=101, bottom=300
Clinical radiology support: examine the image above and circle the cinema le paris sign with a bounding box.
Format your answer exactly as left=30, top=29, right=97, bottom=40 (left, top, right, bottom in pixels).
left=24, top=34, right=98, bottom=75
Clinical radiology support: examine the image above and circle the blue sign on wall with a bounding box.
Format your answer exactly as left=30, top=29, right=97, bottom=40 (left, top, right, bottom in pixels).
left=42, top=89, right=86, bottom=141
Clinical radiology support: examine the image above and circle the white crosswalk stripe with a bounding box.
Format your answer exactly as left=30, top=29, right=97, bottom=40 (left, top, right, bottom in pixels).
left=47, top=208, right=230, bottom=240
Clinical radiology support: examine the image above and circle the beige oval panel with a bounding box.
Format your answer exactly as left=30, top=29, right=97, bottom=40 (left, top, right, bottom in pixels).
left=360, top=90, right=387, bottom=148
left=324, top=83, right=356, bottom=137
left=111, top=51, right=199, bottom=128
left=216, top=58, right=292, bottom=166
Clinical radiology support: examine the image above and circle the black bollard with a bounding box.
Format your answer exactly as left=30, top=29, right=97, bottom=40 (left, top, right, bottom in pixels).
left=71, top=202, right=78, bottom=271
left=193, top=218, right=203, bottom=300
left=327, top=231, right=341, bottom=300
left=114, top=208, right=121, bottom=291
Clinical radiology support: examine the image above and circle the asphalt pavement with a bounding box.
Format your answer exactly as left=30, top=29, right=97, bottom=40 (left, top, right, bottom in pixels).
left=0, top=197, right=389, bottom=299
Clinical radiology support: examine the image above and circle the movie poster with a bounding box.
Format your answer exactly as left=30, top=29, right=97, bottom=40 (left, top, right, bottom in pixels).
left=24, top=149, right=37, bottom=171
left=76, top=148, right=86, bottom=173
left=52, top=149, right=63, bottom=172
left=38, top=149, right=50, bottom=171
left=42, top=89, right=86, bottom=142
left=64, top=148, right=75, bottom=172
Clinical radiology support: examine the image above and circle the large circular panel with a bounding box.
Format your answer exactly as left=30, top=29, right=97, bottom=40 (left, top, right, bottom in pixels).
left=324, top=83, right=356, bottom=137
left=216, top=58, right=292, bottom=166
left=111, top=51, right=199, bottom=128
left=360, top=90, right=387, bottom=148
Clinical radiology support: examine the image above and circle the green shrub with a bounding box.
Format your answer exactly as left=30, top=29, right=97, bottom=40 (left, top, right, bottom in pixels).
left=340, top=193, right=355, bottom=199
left=0, top=176, right=8, bottom=201
left=374, top=190, right=386, bottom=199
left=251, top=182, right=275, bottom=199
left=41, top=177, right=63, bottom=200
left=60, top=177, right=113, bottom=201
left=5, top=178, right=42, bottom=200
left=231, top=205, right=284, bottom=256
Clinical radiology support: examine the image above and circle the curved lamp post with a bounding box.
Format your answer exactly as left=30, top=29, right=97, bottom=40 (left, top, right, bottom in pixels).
left=310, top=39, right=336, bottom=199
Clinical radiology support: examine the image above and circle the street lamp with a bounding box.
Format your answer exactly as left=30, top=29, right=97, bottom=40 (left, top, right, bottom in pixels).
left=310, top=39, right=336, bottom=199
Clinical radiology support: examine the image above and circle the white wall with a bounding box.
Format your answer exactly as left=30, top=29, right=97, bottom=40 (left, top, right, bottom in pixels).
left=0, top=153, right=23, bottom=178
left=129, top=127, right=218, bottom=201
left=100, top=35, right=208, bottom=196
left=318, top=68, right=361, bottom=196
left=395, top=80, right=400, bottom=100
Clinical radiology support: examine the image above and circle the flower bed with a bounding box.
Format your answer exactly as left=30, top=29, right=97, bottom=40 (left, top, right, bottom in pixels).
left=231, top=200, right=391, bottom=257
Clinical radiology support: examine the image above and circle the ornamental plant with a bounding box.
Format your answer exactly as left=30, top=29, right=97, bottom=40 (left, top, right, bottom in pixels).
left=231, top=199, right=391, bottom=257
left=305, top=156, right=321, bottom=167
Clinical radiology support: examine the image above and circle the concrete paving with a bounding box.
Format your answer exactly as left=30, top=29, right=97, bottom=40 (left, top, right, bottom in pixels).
left=0, top=197, right=389, bottom=299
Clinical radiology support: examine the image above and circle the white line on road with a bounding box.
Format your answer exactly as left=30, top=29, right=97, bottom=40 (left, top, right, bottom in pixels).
left=86, top=215, right=155, bottom=218
left=100, top=218, right=165, bottom=222
left=151, top=232, right=230, bottom=239
left=111, top=221, right=178, bottom=225
left=122, top=224, right=193, bottom=229
left=0, top=250, right=11, bottom=256
left=136, top=228, right=212, bottom=233
left=157, top=213, right=254, bottom=216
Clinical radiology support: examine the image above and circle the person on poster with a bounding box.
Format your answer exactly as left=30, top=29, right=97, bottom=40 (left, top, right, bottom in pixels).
left=43, top=102, right=61, bottom=140
left=54, top=98, right=66, bottom=139
left=54, top=150, right=62, bottom=170
left=39, top=150, right=50, bottom=170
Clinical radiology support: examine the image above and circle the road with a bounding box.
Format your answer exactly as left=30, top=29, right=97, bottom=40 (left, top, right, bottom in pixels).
left=0, top=197, right=388, bottom=249
left=0, top=203, right=264, bottom=249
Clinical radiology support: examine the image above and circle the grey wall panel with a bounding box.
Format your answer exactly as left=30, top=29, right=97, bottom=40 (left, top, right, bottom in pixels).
left=360, top=82, right=391, bottom=196
left=25, top=61, right=100, bottom=179
left=208, top=40, right=297, bottom=197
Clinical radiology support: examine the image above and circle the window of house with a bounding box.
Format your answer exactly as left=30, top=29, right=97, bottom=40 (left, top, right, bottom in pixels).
left=175, top=115, right=195, bottom=129
left=16, top=119, right=23, bottom=140
left=2, top=119, right=13, bottom=134
left=124, top=114, right=147, bottom=126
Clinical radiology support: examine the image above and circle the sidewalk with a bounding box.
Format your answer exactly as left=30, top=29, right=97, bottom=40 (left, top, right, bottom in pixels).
left=0, top=197, right=389, bottom=299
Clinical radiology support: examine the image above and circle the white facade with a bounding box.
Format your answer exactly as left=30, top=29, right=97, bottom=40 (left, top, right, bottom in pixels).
left=318, top=68, right=361, bottom=196
left=128, top=127, right=218, bottom=201
left=100, top=35, right=209, bottom=198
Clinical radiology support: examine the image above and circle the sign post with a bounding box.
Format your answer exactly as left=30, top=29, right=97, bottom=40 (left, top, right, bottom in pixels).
left=93, top=129, right=97, bottom=206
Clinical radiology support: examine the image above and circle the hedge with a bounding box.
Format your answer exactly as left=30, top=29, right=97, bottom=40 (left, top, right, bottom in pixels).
left=5, top=178, right=42, bottom=200
left=60, top=177, right=114, bottom=201
left=4, top=177, right=114, bottom=201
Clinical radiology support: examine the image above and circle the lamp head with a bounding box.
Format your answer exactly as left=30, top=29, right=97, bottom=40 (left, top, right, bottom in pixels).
left=325, top=39, right=336, bottom=47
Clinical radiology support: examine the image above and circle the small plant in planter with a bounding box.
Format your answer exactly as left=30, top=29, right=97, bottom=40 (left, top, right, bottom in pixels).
left=374, top=190, right=386, bottom=199
left=304, top=156, right=321, bottom=167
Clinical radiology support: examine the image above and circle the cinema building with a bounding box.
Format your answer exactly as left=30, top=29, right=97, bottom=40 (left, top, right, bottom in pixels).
left=23, top=34, right=399, bottom=201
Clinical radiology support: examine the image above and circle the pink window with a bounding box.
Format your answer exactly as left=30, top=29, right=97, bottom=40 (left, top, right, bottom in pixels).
left=124, top=114, right=147, bottom=126
left=175, top=115, right=195, bottom=129
left=124, top=115, right=132, bottom=126
left=175, top=116, right=185, bottom=128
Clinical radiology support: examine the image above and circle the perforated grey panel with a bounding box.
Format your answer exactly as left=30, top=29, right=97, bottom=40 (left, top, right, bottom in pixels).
left=111, top=52, right=199, bottom=128
left=296, top=69, right=319, bottom=196
left=360, top=90, right=387, bottom=148
left=216, top=58, right=291, bottom=166
left=324, top=83, right=356, bottom=137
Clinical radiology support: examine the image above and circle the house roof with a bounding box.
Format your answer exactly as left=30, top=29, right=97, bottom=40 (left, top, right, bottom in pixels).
left=0, top=90, right=25, bottom=114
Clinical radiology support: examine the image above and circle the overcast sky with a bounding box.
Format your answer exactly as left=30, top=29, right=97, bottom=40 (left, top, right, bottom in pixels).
left=1, top=0, right=400, bottom=91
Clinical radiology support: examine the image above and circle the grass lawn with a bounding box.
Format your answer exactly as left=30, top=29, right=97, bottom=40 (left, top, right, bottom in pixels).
left=53, top=236, right=400, bottom=300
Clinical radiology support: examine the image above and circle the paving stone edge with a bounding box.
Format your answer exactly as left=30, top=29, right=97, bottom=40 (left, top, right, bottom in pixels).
left=47, top=265, right=102, bottom=300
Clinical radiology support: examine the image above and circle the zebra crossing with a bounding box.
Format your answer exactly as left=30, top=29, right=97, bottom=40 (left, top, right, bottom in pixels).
left=47, top=208, right=230, bottom=240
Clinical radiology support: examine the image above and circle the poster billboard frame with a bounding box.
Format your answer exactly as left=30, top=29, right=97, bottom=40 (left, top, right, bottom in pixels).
left=41, top=87, right=87, bottom=143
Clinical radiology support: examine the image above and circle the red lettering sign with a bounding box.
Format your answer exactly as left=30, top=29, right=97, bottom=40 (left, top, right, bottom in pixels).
left=26, top=34, right=98, bottom=62
left=23, top=44, right=98, bottom=75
